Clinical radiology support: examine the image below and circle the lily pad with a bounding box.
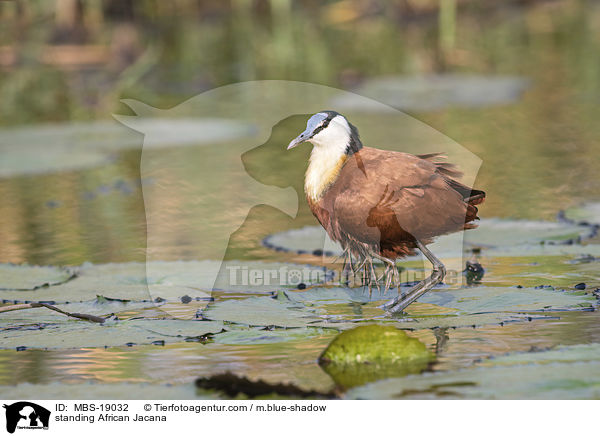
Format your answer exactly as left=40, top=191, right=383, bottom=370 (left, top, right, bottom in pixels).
left=347, top=343, right=600, bottom=399
left=563, top=203, right=600, bottom=225
left=483, top=343, right=600, bottom=367
left=0, top=382, right=204, bottom=400
left=0, top=264, right=74, bottom=290
left=203, top=297, right=322, bottom=328
left=319, top=325, right=434, bottom=388
left=263, top=226, right=465, bottom=260
left=212, top=327, right=328, bottom=345
left=0, top=316, right=224, bottom=349
left=0, top=261, right=328, bottom=304
left=465, top=218, right=595, bottom=247
left=332, top=74, right=530, bottom=112
left=347, top=361, right=600, bottom=399
left=0, top=298, right=162, bottom=323
left=284, top=286, right=596, bottom=314
left=263, top=219, right=595, bottom=261
left=0, top=119, right=255, bottom=177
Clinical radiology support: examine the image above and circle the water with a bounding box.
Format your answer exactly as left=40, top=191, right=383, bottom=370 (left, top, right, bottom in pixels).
left=1, top=1, right=600, bottom=398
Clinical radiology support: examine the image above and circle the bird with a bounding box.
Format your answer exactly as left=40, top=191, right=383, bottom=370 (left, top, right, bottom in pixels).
left=287, top=110, right=485, bottom=314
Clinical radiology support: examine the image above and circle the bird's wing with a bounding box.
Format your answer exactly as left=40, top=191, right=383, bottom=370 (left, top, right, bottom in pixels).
left=329, top=147, right=476, bottom=245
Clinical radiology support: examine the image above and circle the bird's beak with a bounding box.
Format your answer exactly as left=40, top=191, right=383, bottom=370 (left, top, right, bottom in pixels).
left=287, top=129, right=310, bottom=150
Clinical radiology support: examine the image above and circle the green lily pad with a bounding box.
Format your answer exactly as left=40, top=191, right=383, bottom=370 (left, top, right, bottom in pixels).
left=212, top=327, right=328, bottom=345
left=0, top=307, right=224, bottom=349
left=0, top=264, right=74, bottom=291
left=483, top=343, right=600, bottom=367
left=0, top=119, right=254, bottom=177
left=284, top=286, right=596, bottom=314
left=203, top=297, right=322, bottom=328
left=0, top=382, right=205, bottom=400
left=465, top=218, right=594, bottom=247
left=280, top=285, right=592, bottom=330
left=331, top=74, right=530, bottom=112
left=347, top=343, right=600, bottom=399
left=346, top=361, right=600, bottom=399
left=563, top=203, right=600, bottom=225
left=0, top=261, right=328, bottom=304
left=264, top=219, right=595, bottom=260
left=319, top=325, right=434, bottom=388
left=0, top=298, right=162, bottom=323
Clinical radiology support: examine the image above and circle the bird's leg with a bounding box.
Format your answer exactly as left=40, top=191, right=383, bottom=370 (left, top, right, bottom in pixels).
left=360, top=256, right=379, bottom=296
left=382, top=240, right=446, bottom=314
left=369, top=252, right=399, bottom=292
left=340, top=247, right=351, bottom=286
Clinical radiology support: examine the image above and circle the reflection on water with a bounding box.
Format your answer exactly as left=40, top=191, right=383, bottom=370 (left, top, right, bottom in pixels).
left=1, top=0, right=600, bottom=397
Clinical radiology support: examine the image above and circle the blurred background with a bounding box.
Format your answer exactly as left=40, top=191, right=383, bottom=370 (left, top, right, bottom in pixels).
left=1, top=0, right=599, bottom=266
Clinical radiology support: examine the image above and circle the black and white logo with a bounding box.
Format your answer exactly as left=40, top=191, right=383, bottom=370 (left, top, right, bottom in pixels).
left=3, top=402, right=50, bottom=434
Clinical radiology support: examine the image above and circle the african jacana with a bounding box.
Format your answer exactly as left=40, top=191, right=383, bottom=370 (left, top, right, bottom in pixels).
left=287, top=111, right=485, bottom=313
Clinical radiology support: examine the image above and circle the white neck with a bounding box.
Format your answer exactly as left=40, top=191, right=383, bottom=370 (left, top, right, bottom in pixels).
left=304, top=116, right=351, bottom=201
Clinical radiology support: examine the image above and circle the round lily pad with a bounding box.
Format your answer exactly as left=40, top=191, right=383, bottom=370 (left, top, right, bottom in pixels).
left=0, top=316, right=224, bottom=349
left=319, top=325, right=433, bottom=388
left=0, top=118, right=255, bottom=178
left=482, top=343, right=600, bottom=367
left=212, top=327, right=329, bottom=345
left=465, top=218, right=595, bottom=247
left=347, top=343, right=600, bottom=399
left=331, top=74, right=530, bottom=112
left=284, top=286, right=596, bottom=314
left=563, top=203, right=600, bottom=225
left=203, top=297, right=322, bottom=328
left=263, top=219, right=595, bottom=261
left=0, top=264, right=74, bottom=291
left=0, top=260, right=328, bottom=304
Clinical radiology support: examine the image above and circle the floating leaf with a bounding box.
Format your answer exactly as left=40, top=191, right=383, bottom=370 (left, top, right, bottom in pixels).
left=331, top=74, right=530, bottom=112
left=264, top=226, right=467, bottom=260
left=563, top=203, right=600, bottom=225
left=0, top=312, right=224, bottom=349
left=203, top=297, right=322, bottom=328
left=284, top=286, right=595, bottom=314
left=0, top=382, right=204, bottom=400
left=263, top=220, right=595, bottom=261
left=482, top=343, right=600, bottom=367
left=0, top=119, right=255, bottom=177
left=0, top=298, right=162, bottom=323
left=0, top=261, right=328, bottom=304
left=212, top=327, right=327, bottom=345
left=465, top=218, right=595, bottom=247
left=0, top=264, right=73, bottom=291
left=347, top=343, right=600, bottom=399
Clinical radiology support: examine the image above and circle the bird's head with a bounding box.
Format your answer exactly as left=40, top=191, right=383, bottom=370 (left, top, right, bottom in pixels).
left=287, top=111, right=362, bottom=155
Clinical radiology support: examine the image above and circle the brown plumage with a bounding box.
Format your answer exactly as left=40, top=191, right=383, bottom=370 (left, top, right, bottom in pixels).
left=308, top=148, right=485, bottom=260
left=287, top=111, right=485, bottom=313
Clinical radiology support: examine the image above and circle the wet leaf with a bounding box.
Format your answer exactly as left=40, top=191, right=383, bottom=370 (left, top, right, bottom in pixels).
left=465, top=218, right=595, bottom=247
left=203, top=297, right=322, bottom=328
left=0, top=314, right=224, bottom=349
left=331, top=74, right=530, bottom=112
left=482, top=343, right=600, bottom=366
left=347, top=343, right=600, bottom=399
left=0, top=264, right=73, bottom=291
left=0, top=119, right=254, bottom=177
left=0, top=261, right=327, bottom=304
left=284, top=286, right=595, bottom=314
left=263, top=219, right=596, bottom=260
left=212, top=327, right=327, bottom=345
left=563, top=202, right=600, bottom=225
